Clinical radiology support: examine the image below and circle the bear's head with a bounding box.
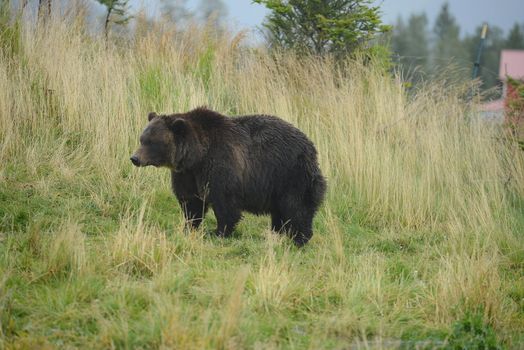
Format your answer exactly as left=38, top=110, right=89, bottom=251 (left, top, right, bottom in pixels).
left=130, top=112, right=206, bottom=172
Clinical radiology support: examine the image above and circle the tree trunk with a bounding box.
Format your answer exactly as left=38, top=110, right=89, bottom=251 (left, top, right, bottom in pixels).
left=104, top=7, right=113, bottom=42
left=38, top=0, right=51, bottom=22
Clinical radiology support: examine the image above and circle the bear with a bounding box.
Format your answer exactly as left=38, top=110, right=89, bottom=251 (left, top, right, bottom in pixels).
left=130, top=107, right=326, bottom=246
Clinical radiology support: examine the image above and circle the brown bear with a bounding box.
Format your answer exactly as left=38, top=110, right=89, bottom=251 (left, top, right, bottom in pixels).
left=130, top=107, right=326, bottom=246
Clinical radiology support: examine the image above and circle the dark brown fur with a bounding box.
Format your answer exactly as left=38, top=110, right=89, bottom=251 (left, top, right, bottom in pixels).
left=131, top=107, right=326, bottom=246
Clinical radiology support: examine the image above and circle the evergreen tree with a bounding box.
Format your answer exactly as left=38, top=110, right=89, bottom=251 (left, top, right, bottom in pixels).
left=391, top=16, right=408, bottom=56
left=408, top=14, right=429, bottom=66
left=38, top=0, right=51, bottom=21
left=506, top=23, right=524, bottom=49
left=433, top=2, right=467, bottom=68
left=391, top=13, right=429, bottom=83
left=160, top=0, right=192, bottom=24
left=254, top=0, right=390, bottom=58
left=96, top=0, right=131, bottom=40
left=199, top=0, right=227, bottom=27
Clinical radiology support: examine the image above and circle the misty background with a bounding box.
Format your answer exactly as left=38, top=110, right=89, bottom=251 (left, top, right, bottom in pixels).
left=117, top=0, right=523, bottom=99
left=122, top=0, right=524, bottom=35
left=16, top=0, right=524, bottom=99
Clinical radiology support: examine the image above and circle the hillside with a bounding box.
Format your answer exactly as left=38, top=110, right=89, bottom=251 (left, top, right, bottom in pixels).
left=0, top=11, right=523, bottom=349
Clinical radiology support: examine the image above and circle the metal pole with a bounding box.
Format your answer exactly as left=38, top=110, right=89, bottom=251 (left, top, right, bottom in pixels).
left=472, top=23, right=488, bottom=79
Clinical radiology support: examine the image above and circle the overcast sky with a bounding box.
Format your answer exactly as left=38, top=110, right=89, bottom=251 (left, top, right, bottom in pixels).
left=129, top=0, right=524, bottom=38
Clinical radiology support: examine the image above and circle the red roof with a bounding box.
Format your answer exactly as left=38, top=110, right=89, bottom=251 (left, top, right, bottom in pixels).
left=499, top=50, right=524, bottom=80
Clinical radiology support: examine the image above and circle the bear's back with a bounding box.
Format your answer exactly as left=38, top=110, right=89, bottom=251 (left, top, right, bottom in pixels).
left=233, top=115, right=315, bottom=156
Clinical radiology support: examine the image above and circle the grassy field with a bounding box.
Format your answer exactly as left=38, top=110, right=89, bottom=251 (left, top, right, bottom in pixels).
left=1, top=8, right=524, bottom=349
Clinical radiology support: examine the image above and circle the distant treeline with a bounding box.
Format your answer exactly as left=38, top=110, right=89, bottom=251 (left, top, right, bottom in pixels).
left=388, top=3, right=524, bottom=98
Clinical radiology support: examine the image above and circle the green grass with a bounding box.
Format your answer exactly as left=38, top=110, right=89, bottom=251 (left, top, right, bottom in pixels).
left=0, top=162, right=519, bottom=348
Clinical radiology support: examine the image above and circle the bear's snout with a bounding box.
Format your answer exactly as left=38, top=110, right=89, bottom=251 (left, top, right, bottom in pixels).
left=130, top=155, right=141, bottom=167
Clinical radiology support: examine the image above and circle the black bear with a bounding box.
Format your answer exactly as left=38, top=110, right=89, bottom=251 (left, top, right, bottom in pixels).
left=130, top=107, right=326, bottom=246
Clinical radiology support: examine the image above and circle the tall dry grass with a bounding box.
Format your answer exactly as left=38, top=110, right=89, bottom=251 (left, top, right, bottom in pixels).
left=1, top=12, right=522, bottom=235
left=0, top=6, right=523, bottom=348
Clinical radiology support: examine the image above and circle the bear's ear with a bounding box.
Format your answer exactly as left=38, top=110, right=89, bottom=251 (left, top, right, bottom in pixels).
left=148, top=112, right=158, bottom=122
left=167, top=118, right=188, bottom=135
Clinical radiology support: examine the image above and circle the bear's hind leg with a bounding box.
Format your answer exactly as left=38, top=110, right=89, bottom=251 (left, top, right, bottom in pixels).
left=271, top=209, right=285, bottom=233
left=288, top=215, right=313, bottom=247
left=278, top=201, right=314, bottom=247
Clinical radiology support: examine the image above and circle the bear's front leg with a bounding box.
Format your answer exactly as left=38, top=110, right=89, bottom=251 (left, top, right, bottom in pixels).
left=179, top=197, right=208, bottom=229
left=208, top=188, right=241, bottom=237
left=212, top=201, right=241, bottom=237
left=208, top=167, right=242, bottom=237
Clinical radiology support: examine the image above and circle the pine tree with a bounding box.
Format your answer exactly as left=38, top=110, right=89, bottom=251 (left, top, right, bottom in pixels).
left=96, top=0, right=131, bottom=40
left=38, top=0, right=51, bottom=21
left=199, top=0, right=227, bottom=27
left=160, top=0, right=192, bottom=24
left=433, top=3, right=466, bottom=67
left=391, top=13, right=429, bottom=83
left=506, top=23, right=524, bottom=49
left=254, top=0, right=390, bottom=58
left=391, top=16, right=408, bottom=57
